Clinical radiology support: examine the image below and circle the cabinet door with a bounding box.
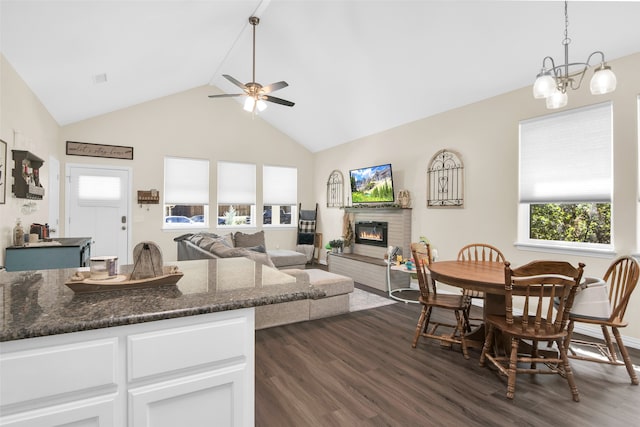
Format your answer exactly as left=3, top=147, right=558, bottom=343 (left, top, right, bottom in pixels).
left=0, top=395, right=116, bottom=427
left=129, top=367, right=249, bottom=427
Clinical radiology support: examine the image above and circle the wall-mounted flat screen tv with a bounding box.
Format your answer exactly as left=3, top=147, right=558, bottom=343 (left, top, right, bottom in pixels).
left=349, top=163, right=395, bottom=204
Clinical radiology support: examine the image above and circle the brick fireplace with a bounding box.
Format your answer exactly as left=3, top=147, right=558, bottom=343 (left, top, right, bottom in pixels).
left=329, top=208, right=411, bottom=292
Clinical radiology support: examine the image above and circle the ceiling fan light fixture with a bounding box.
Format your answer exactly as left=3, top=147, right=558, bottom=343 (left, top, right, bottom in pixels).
left=243, top=97, right=255, bottom=112
left=208, top=16, right=294, bottom=111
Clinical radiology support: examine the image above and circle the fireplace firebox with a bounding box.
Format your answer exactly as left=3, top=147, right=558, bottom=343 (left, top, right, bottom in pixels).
left=355, top=221, right=388, bottom=247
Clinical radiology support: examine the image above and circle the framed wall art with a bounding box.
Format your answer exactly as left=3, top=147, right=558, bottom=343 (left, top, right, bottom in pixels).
left=66, top=141, right=134, bottom=160
left=0, top=139, right=7, bottom=204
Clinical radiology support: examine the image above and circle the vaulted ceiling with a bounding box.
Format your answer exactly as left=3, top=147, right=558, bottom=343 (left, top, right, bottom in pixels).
left=2, top=1, right=640, bottom=153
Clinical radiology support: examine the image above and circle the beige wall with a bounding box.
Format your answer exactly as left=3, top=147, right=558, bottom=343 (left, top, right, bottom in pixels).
left=0, top=55, right=59, bottom=265
left=59, top=85, right=315, bottom=261
left=314, top=52, right=640, bottom=343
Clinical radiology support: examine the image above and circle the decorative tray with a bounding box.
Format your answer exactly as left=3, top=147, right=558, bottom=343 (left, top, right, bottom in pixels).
left=65, top=266, right=183, bottom=293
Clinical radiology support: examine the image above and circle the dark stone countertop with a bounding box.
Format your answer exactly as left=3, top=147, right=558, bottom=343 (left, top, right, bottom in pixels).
left=0, top=258, right=318, bottom=342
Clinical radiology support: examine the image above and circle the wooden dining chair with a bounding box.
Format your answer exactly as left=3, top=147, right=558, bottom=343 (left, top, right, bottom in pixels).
left=410, top=243, right=470, bottom=359
left=564, top=255, right=639, bottom=385
left=479, top=260, right=585, bottom=401
left=457, top=243, right=505, bottom=331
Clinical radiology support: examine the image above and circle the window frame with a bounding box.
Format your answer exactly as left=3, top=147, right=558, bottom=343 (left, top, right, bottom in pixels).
left=217, top=161, right=257, bottom=228
left=163, top=156, right=210, bottom=230
left=263, top=165, right=298, bottom=228
left=516, top=102, right=614, bottom=255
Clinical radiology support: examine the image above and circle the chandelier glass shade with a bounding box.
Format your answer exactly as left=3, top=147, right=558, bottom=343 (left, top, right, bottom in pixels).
left=533, top=1, right=616, bottom=109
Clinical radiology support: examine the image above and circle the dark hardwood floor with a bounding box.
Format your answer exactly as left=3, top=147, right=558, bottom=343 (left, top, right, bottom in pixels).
left=255, top=289, right=640, bottom=426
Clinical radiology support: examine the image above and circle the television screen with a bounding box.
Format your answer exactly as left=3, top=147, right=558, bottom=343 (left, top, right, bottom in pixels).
left=349, top=163, right=395, bottom=204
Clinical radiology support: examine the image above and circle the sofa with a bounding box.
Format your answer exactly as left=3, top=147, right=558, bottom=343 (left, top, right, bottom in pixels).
left=174, top=231, right=355, bottom=329
left=255, top=268, right=355, bottom=329
left=174, top=231, right=308, bottom=270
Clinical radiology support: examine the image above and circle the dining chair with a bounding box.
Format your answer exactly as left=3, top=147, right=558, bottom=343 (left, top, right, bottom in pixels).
left=457, top=243, right=505, bottom=331
left=564, top=255, right=639, bottom=385
left=479, top=260, right=585, bottom=401
left=410, top=243, right=470, bottom=359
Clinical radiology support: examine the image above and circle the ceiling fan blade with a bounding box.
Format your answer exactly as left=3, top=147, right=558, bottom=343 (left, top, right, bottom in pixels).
left=261, top=81, right=288, bottom=94
left=208, top=93, right=244, bottom=98
left=222, top=74, right=247, bottom=90
left=263, top=95, right=295, bottom=107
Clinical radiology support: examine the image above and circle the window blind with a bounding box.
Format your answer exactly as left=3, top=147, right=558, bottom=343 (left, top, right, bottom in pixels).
left=164, top=157, right=209, bottom=204
left=217, top=161, right=256, bottom=204
left=519, top=102, right=612, bottom=203
left=263, top=165, right=297, bottom=205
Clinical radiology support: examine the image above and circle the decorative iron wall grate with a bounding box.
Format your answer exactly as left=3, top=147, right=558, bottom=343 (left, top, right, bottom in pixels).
left=427, top=149, right=464, bottom=207
left=326, top=169, right=344, bottom=208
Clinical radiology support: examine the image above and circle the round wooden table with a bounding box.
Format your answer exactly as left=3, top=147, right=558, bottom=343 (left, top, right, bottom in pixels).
left=428, top=260, right=506, bottom=349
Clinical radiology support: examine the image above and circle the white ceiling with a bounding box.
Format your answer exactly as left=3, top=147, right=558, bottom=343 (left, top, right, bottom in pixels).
left=2, top=1, right=640, bottom=153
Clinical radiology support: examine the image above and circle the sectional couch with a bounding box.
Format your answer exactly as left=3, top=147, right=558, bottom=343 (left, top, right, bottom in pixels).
left=174, top=231, right=308, bottom=269
left=174, top=231, right=355, bottom=328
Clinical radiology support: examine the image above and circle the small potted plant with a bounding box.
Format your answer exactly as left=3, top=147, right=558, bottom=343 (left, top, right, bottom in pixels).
left=328, top=239, right=344, bottom=253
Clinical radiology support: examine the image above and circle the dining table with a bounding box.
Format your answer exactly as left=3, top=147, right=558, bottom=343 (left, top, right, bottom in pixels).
left=427, top=260, right=506, bottom=349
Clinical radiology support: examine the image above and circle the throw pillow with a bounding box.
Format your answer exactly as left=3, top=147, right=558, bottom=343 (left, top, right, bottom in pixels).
left=234, top=230, right=266, bottom=248
left=298, top=220, right=316, bottom=233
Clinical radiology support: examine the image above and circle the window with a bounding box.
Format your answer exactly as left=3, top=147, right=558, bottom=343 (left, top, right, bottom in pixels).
left=263, top=165, right=297, bottom=226
left=164, top=157, right=209, bottom=228
left=518, top=102, right=612, bottom=251
left=217, top=161, right=256, bottom=227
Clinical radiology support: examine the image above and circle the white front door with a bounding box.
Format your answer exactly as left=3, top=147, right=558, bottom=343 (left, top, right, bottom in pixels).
left=65, top=165, right=131, bottom=263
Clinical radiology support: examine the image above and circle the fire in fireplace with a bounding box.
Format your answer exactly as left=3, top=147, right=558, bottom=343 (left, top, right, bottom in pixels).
left=355, top=221, right=388, bottom=247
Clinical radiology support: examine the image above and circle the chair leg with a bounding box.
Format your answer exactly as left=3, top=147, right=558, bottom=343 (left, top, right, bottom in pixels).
left=612, top=327, right=640, bottom=385
left=412, top=306, right=428, bottom=348
left=479, top=325, right=494, bottom=367
left=564, top=320, right=575, bottom=356
left=530, top=340, right=539, bottom=370
left=601, top=325, right=619, bottom=363
left=557, top=339, right=580, bottom=402
left=506, top=337, right=519, bottom=400
left=454, top=310, right=470, bottom=360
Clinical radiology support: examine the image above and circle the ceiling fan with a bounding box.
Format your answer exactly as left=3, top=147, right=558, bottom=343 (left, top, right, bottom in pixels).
left=209, top=16, right=294, bottom=113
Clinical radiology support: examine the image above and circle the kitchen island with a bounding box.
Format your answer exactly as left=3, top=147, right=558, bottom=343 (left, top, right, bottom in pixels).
left=0, top=258, right=316, bottom=427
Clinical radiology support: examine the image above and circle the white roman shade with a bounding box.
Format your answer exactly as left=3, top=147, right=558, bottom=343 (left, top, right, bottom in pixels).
left=217, top=161, right=256, bottom=204
left=519, top=102, right=612, bottom=203
left=263, top=165, right=297, bottom=205
left=164, top=157, right=209, bottom=205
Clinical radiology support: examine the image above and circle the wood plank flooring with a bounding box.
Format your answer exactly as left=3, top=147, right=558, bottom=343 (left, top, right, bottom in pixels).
left=255, top=290, right=640, bottom=426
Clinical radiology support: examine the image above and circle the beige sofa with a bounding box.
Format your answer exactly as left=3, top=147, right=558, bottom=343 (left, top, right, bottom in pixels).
left=175, top=231, right=308, bottom=269
left=255, top=268, right=355, bottom=329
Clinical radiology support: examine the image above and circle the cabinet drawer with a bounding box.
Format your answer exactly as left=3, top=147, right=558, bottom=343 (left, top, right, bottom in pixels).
left=128, top=315, right=249, bottom=381
left=0, top=338, right=118, bottom=407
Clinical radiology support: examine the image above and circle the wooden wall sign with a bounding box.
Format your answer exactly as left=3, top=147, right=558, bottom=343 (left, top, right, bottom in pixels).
left=66, top=141, right=134, bottom=160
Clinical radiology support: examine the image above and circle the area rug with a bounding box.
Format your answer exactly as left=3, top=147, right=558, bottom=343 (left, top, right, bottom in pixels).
left=349, top=287, right=398, bottom=312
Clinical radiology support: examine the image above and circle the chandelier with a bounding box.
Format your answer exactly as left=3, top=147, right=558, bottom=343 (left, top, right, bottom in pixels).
left=533, top=1, right=617, bottom=109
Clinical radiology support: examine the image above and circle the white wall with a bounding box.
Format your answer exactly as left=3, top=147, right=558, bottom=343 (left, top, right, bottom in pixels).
left=314, top=52, right=640, bottom=341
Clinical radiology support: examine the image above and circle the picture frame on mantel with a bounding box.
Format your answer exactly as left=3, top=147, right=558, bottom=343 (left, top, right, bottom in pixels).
left=0, top=139, right=7, bottom=204
left=66, top=140, right=134, bottom=160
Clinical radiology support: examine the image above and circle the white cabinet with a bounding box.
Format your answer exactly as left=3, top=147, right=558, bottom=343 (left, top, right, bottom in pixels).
left=0, top=309, right=255, bottom=427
